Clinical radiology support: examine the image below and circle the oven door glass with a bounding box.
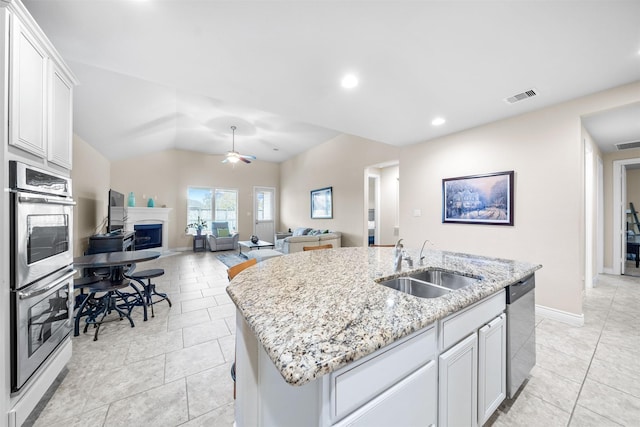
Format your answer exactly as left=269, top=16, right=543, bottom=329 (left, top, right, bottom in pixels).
left=28, top=214, right=69, bottom=265
left=14, top=192, right=74, bottom=288
left=12, top=269, right=74, bottom=391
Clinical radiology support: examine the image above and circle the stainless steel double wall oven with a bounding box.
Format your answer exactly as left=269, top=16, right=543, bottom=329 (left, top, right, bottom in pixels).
left=9, top=161, right=75, bottom=392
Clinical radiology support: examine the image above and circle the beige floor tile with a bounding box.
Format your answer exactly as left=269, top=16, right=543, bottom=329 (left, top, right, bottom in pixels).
left=181, top=296, right=219, bottom=313
left=84, top=354, right=166, bottom=411
left=170, top=290, right=204, bottom=303
left=577, top=378, right=640, bottom=426
left=34, top=405, right=109, bottom=427
left=186, top=362, right=234, bottom=419
left=218, top=335, right=236, bottom=363
left=490, top=390, right=570, bottom=426
left=587, top=357, right=640, bottom=398
left=535, top=343, right=590, bottom=383
left=570, top=404, right=624, bottom=426
left=208, top=303, right=236, bottom=320
left=180, top=403, right=235, bottom=427
left=526, top=365, right=582, bottom=412
left=125, top=329, right=184, bottom=364
left=104, top=378, right=189, bottom=427
left=167, top=308, right=211, bottom=331
left=593, top=340, right=639, bottom=370
left=183, top=319, right=231, bottom=348
left=165, top=340, right=226, bottom=382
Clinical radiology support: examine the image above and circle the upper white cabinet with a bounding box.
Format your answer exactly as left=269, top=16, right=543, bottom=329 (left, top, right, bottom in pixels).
left=9, top=15, right=47, bottom=158
left=48, top=62, right=74, bottom=168
left=6, top=3, right=77, bottom=170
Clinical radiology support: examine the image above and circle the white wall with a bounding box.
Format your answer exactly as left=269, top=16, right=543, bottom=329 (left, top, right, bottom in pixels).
left=280, top=134, right=400, bottom=247
left=400, top=81, right=640, bottom=316
left=109, top=149, right=280, bottom=251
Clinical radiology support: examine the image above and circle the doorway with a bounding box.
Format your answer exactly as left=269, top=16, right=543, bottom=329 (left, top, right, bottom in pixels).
left=613, top=158, right=640, bottom=276
left=364, top=162, right=399, bottom=246
left=254, top=187, right=276, bottom=243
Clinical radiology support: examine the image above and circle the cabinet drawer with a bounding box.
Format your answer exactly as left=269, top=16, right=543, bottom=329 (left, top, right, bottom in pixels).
left=332, top=326, right=436, bottom=421
left=441, top=290, right=505, bottom=349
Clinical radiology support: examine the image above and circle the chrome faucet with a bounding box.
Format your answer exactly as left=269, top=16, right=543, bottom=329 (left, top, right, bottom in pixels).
left=394, top=239, right=413, bottom=271
left=419, top=239, right=433, bottom=266
left=394, top=239, right=404, bottom=271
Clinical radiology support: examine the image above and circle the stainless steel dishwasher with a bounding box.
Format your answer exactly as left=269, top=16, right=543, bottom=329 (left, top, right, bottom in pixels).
left=505, top=274, right=536, bottom=399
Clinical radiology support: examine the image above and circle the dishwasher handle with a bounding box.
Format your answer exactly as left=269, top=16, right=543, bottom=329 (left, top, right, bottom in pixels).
left=506, top=274, right=535, bottom=303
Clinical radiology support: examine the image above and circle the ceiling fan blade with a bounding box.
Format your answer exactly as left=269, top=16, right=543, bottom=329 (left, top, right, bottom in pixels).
left=240, top=157, right=251, bottom=164
left=221, top=157, right=230, bottom=163
left=240, top=154, right=257, bottom=160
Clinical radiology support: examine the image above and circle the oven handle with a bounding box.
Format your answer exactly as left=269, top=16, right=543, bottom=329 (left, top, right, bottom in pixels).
left=18, top=270, right=76, bottom=300
left=18, top=196, right=76, bottom=206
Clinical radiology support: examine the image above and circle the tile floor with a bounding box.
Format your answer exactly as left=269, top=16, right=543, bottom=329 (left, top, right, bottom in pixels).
left=26, top=251, right=640, bottom=426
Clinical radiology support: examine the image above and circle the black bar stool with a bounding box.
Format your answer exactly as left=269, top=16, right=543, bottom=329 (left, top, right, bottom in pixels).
left=127, top=269, right=171, bottom=317
left=73, top=278, right=143, bottom=341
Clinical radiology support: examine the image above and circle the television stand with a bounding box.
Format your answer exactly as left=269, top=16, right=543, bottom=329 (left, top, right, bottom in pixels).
left=88, top=231, right=136, bottom=254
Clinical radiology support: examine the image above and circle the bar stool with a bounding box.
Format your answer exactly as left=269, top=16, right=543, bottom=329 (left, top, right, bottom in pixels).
left=127, top=268, right=171, bottom=317
left=74, top=279, right=142, bottom=341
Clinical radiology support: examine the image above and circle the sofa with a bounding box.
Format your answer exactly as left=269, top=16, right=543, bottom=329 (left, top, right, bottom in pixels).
left=207, top=221, right=239, bottom=251
left=275, top=227, right=341, bottom=254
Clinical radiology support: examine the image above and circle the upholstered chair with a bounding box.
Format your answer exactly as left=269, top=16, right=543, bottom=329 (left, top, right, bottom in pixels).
left=207, top=221, right=239, bottom=251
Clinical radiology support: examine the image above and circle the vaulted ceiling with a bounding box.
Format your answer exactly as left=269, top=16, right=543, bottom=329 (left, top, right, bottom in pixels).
left=23, top=0, right=640, bottom=162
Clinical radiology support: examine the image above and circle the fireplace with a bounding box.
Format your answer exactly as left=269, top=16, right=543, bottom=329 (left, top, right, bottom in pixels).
left=134, top=224, right=162, bottom=249
left=125, top=207, right=172, bottom=253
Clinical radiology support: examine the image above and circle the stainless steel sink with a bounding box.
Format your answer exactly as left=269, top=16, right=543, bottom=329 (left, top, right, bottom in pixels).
left=378, top=277, right=451, bottom=299
left=409, top=270, right=480, bottom=290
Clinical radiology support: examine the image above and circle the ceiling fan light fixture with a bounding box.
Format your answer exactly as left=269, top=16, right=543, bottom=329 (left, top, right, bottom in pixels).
left=222, top=125, right=256, bottom=165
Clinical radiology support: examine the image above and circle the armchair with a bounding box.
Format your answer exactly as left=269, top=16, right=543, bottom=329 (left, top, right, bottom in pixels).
left=207, top=221, right=239, bottom=251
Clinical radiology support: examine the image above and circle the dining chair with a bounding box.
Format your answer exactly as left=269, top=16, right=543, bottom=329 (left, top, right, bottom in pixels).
left=303, top=244, right=333, bottom=251
left=228, top=258, right=257, bottom=281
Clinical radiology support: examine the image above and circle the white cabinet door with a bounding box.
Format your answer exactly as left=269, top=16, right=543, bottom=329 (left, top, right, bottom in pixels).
left=478, top=313, right=507, bottom=425
left=10, top=15, right=48, bottom=158
left=341, top=361, right=437, bottom=427
left=439, top=333, right=478, bottom=427
left=48, top=62, right=73, bottom=168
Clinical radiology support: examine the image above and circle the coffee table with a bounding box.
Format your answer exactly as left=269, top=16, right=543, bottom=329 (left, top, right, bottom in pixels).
left=238, top=240, right=275, bottom=256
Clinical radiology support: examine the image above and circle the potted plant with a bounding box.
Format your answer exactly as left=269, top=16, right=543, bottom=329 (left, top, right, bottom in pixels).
left=186, top=217, right=208, bottom=235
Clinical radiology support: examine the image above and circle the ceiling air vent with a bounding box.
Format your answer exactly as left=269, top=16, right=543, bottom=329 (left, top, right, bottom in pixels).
left=504, top=88, right=538, bottom=104
left=616, top=141, right=640, bottom=151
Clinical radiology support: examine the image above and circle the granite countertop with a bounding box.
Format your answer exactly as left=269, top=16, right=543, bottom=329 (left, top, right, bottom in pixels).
left=226, top=247, right=541, bottom=386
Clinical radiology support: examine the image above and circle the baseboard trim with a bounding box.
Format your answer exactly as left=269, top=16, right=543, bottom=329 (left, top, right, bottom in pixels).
left=602, top=267, right=615, bottom=275
left=535, top=304, right=584, bottom=327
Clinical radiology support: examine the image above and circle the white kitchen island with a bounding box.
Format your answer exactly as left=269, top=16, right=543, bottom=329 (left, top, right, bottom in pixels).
left=226, top=247, right=540, bottom=426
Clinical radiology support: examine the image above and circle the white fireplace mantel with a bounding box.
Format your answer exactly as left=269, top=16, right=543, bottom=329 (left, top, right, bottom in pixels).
left=125, top=207, right=172, bottom=253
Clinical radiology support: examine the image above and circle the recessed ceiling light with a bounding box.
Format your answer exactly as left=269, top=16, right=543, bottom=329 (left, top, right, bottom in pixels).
left=341, top=74, right=358, bottom=89
left=432, top=117, right=446, bottom=126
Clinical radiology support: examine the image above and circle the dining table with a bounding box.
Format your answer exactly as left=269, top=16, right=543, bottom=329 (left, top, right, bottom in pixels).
left=72, top=250, right=161, bottom=339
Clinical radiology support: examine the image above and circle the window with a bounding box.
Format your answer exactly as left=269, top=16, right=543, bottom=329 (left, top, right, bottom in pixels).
left=214, top=189, right=238, bottom=231
left=187, top=187, right=238, bottom=232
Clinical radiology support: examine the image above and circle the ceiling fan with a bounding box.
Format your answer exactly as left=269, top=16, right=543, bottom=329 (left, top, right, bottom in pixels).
left=222, top=126, right=256, bottom=164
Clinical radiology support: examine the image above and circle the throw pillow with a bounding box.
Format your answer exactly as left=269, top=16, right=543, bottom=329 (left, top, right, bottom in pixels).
left=293, top=227, right=307, bottom=236
left=217, top=228, right=230, bottom=237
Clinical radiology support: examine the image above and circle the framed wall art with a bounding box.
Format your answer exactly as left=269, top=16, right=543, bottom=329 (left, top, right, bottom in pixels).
left=311, top=186, right=333, bottom=219
left=442, top=171, right=514, bottom=225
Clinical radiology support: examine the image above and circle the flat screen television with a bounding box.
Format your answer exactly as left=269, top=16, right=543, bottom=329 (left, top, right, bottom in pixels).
left=107, top=189, right=126, bottom=233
